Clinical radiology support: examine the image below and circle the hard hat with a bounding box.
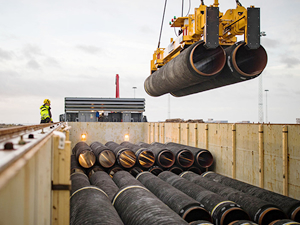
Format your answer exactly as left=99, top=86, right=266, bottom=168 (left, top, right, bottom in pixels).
left=44, top=99, right=51, bottom=104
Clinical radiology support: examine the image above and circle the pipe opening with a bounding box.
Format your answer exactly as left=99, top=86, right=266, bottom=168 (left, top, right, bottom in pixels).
left=177, top=150, right=194, bottom=168
left=158, top=150, right=175, bottom=168
left=259, top=208, right=287, bottom=225
left=197, top=151, right=214, bottom=168
left=148, top=167, right=163, bottom=176
left=108, top=166, right=123, bottom=178
left=187, top=167, right=202, bottom=175
left=221, top=208, right=250, bottom=225
left=183, top=206, right=212, bottom=223
left=191, top=43, right=226, bottom=76
left=119, top=150, right=136, bottom=168
left=78, top=150, right=96, bottom=168
left=169, top=167, right=184, bottom=175
left=233, top=44, right=267, bottom=77
left=292, top=206, right=300, bottom=222
left=99, top=150, right=116, bottom=168
left=138, top=150, right=155, bottom=168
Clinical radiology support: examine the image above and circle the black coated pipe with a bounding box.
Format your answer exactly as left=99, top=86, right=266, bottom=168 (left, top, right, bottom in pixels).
left=144, top=40, right=226, bottom=97
left=159, top=171, right=250, bottom=225
left=228, top=220, right=258, bottom=225
left=166, top=142, right=213, bottom=168
left=72, top=142, right=96, bottom=168
left=120, top=141, right=155, bottom=168
left=112, top=184, right=189, bottom=225
left=189, top=220, right=214, bottom=225
left=90, top=141, right=116, bottom=168
left=152, top=142, right=194, bottom=168
left=168, top=166, right=184, bottom=175
left=181, top=171, right=287, bottom=225
left=269, top=219, right=300, bottom=225
left=187, top=166, right=203, bottom=175
left=148, top=165, right=164, bottom=176
left=71, top=154, right=86, bottom=174
left=129, top=166, right=143, bottom=177
left=70, top=186, right=124, bottom=225
left=107, top=165, right=123, bottom=178
left=70, top=172, right=90, bottom=195
left=171, top=42, right=267, bottom=97
left=137, top=142, right=175, bottom=168
left=89, top=171, right=119, bottom=202
left=202, top=171, right=300, bottom=222
left=86, top=164, right=104, bottom=178
left=105, top=141, right=136, bottom=169
left=137, top=171, right=212, bottom=223
left=113, top=170, right=145, bottom=189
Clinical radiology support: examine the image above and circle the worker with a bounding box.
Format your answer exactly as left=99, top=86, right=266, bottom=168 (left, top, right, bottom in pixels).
left=40, top=99, right=53, bottom=123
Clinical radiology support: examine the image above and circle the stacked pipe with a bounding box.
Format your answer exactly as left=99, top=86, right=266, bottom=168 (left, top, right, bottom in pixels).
left=158, top=171, right=250, bottom=225
left=144, top=41, right=268, bottom=97
left=72, top=142, right=96, bottom=168
left=90, top=141, right=116, bottom=169
left=181, top=171, right=287, bottom=225
left=202, top=172, right=300, bottom=222
left=112, top=171, right=190, bottom=225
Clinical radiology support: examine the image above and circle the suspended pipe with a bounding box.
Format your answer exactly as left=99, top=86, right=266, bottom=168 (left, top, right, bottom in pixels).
left=137, top=142, right=175, bottom=168
left=112, top=185, right=189, bottom=225
left=181, top=171, right=287, bottom=225
left=159, top=171, right=250, bottom=225
left=89, top=171, right=119, bottom=202
left=113, top=170, right=145, bottom=189
left=166, top=142, right=213, bottom=168
left=90, top=141, right=116, bottom=168
left=144, top=40, right=226, bottom=97
left=148, top=165, right=164, bottom=176
left=107, top=165, right=123, bottom=178
left=202, top=172, right=300, bottom=222
left=269, top=219, right=300, bottom=225
left=72, top=142, right=96, bottom=168
left=70, top=186, right=124, bottom=225
left=136, top=171, right=212, bottom=223
left=105, top=141, right=136, bottom=169
left=168, top=166, right=184, bottom=175
left=70, top=172, right=91, bottom=195
left=152, top=142, right=194, bottom=168
left=129, top=166, right=143, bottom=177
left=71, top=154, right=86, bottom=174
left=171, top=42, right=267, bottom=97
left=120, top=141, right=155, bottom=168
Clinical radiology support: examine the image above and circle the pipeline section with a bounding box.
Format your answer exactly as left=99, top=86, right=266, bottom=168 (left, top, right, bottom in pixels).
left=202, top=171, right=300, bottom=222
left=137, top=142, right=175, bottom=168
left=171, top=42, right=267, bottom=97
left=166, top=142, right=213, bottom=168
left=72, top=142, right=96, bottom=168
left=136, top=171, right=212, bottom=223
left=71, top=154, right=86, bottom=174
left=105, top=141, right=136, bottom=169
left=158, top=171, right=250, bottom=225
left=70, top=186, right=124, bottom=225
left=181, top=171, right=287, bottom=225
left=152, top=142, right=194, bottom=168
left=70, top=172, right=90, bottom=195
left=269, top=219, right=300, bottom=225
left=90, top=141, right=116, bottom=168
left=120, top=141, right=155, bottom=168
left=144, top=40, right=226, bottom=97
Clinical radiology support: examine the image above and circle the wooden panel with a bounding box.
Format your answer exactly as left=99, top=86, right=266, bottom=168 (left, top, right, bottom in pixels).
left=180, top=123, right=189, bottom=145
left=159, top=123, right=165, bottom=143
left=196, top=123, right=207, bottom=149
left=263, top=124, right=283, bottom=194
left=188, top=123, right=197, bottom=147
left=235, top=124, right=260, bottom=186
left=287, top=125, right=300, bottom=199
left=164, top=123, right=180, bottom=143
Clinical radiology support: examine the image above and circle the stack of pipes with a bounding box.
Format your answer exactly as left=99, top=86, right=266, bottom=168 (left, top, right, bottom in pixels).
left=70, top=141, right=300, bottom=225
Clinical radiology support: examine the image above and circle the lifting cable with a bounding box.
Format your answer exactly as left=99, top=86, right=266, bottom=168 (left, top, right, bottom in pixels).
left=236, top=0, right=242, bottom=6
left=157, top=0, right=168, bottom=49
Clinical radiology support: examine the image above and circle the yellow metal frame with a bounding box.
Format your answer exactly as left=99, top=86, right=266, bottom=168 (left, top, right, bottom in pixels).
left=151, top=0, right=252, bottom=74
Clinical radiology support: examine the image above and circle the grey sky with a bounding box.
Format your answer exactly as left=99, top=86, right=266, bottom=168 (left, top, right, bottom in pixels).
left=0, top=0, right=299, bottom=124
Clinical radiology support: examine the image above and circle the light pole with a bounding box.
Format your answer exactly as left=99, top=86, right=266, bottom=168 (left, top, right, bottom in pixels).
left=265, top=89, right=269, bottom=123
left=133, top=87, right=137, bottom=98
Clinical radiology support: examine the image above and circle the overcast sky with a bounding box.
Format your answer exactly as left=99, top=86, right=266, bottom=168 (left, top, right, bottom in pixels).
left=0, top=0, right=299, bottom=124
